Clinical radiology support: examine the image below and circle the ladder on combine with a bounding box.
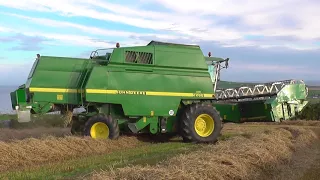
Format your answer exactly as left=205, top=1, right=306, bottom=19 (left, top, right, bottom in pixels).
left=215, top=79, right=308, bottom=101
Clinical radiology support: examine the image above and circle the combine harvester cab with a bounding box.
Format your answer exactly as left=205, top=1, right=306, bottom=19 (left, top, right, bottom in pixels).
left=206, top=57, right=309, bottom=123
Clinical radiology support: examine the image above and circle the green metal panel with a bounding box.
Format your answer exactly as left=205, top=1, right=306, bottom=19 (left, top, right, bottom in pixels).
left=107, top=48, right=122, bottom=64
left=266, top=82, right=308, bottom=121
left=153, top=45, right=207, bottom=69
left=85, top=64, right=214, bottom=116
left=10, top=88, right=27, bottom=109
left=27, top=56, right=89, bottom=104
left=16, top=89, right=27, bottom=104
left=213, top=103, right=241, bottom=122
left=83, top=67, right=108, bottom=103
left=85, top=43, right=214, bottom=116
left=276, top=83, right=308, bottom=102
left=238, top=100, right=271, bottom=122
left=213, top=101, right=273, bottom=123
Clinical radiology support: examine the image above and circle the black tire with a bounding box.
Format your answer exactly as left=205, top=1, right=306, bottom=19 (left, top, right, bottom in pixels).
left=84, top=114, right=120, bottom=140
left=70, top=116, right=84, bottom=136
left=180, top=102, right=222, bottom=143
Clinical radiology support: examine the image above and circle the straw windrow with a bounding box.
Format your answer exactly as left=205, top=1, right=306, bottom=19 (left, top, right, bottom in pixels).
left=88, top=127, right=318, bottom=180
left=0, top=135, right=142, bottom=172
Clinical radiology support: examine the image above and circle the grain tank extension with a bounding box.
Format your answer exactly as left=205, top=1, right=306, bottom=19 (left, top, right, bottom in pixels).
left=10, top=41, right=309, bottom=143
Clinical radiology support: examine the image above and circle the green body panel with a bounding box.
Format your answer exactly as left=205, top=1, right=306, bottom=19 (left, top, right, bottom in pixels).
left=31, top=102, right=54, bottom=114
left=265, top=83, right=309, bottom=121
left=238, top=101, right=272, bottom=121
left=86, top=66, right=212, bottom=116
left=213, top=101, right=271, bottom=123
left=10, top=87, right=27, bottom=109
left=213, top=103, right=241, bottom=122
left=268, top=83, right=308, bottom=121
left=153, top=44, right=207, bottom=69
left=85, top=44, right=214, bottom=117
left=26, top=56, right=90, bottom=104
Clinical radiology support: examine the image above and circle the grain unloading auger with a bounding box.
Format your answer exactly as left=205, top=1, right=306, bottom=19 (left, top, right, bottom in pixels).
left=9, top=41, right=308, bottom=143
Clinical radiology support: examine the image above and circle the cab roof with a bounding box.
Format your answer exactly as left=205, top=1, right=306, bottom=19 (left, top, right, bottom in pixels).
left=147, top=40, right=200, bottom=48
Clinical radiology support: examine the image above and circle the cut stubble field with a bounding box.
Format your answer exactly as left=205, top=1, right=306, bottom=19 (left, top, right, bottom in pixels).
left=0, top=121, right=320, bottom=180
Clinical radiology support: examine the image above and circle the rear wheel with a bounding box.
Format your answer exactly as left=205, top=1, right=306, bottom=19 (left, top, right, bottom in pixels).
left=180, top=102, right=222, bottom=143
left=84, top=114, right=120, bottom=140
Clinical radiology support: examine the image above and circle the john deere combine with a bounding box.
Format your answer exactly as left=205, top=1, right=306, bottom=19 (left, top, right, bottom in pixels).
left=10, top=41, right=309, bottom=143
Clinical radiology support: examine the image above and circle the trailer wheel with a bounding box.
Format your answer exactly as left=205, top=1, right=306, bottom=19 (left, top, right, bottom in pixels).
left=180, top=102, right=222, bottom=143
left=84, top=114, right=120, bottom=140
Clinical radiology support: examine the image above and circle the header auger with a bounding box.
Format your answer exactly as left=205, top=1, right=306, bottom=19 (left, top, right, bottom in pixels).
left=10, top=41, right=309, bottom=143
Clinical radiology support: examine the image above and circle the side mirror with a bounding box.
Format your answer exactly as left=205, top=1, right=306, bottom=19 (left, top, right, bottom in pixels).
left=225, top=58, right=229, bottom=69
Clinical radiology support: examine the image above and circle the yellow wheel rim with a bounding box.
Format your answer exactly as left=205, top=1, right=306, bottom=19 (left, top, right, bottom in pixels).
left=194, top=114, right=214, bottom=137
left=90, top=122, right=109, bottom=139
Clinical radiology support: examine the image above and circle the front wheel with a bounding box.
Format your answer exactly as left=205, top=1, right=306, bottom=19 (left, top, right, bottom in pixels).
left=83, top=114, right=120, bottom=140
left=180, top=102, right=222, bottom=143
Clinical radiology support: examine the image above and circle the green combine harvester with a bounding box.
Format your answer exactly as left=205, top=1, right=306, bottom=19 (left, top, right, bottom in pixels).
left=10, top=41, right=309, bottom=143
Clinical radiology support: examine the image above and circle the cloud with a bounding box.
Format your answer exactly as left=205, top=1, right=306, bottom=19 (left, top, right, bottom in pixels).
left=0, top=26, right=150, bottom=49
left=0, top=26, right=12, bottom=32
left=1, top=0, right=319, bottom=50
left=152, top=0, right=320, bottom=47
left=76, top=50, right=94, bottom=59
left=231, top=63, right=317, bottom=75
left=0, top=62, right=34, bottom=85
left=0, top=33, right=49, bottom=51
left=4, top=13, right=180, bottom=41
left=0, top=1, right=247, bottom=47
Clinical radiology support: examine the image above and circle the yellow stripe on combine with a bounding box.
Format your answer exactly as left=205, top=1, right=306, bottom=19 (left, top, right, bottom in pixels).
left=29, top=87, right=215, bottom=98
left=146, top=91, right=213, bottom=98
left=29, top=87, right=79, bottom=93
left=85, top=89, right=118, bottom=94
left=86, top=89, right=214, bottom=98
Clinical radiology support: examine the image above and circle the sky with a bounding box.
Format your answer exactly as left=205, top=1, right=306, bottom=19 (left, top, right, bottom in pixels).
left=0, top=0, right=319, bottom=86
